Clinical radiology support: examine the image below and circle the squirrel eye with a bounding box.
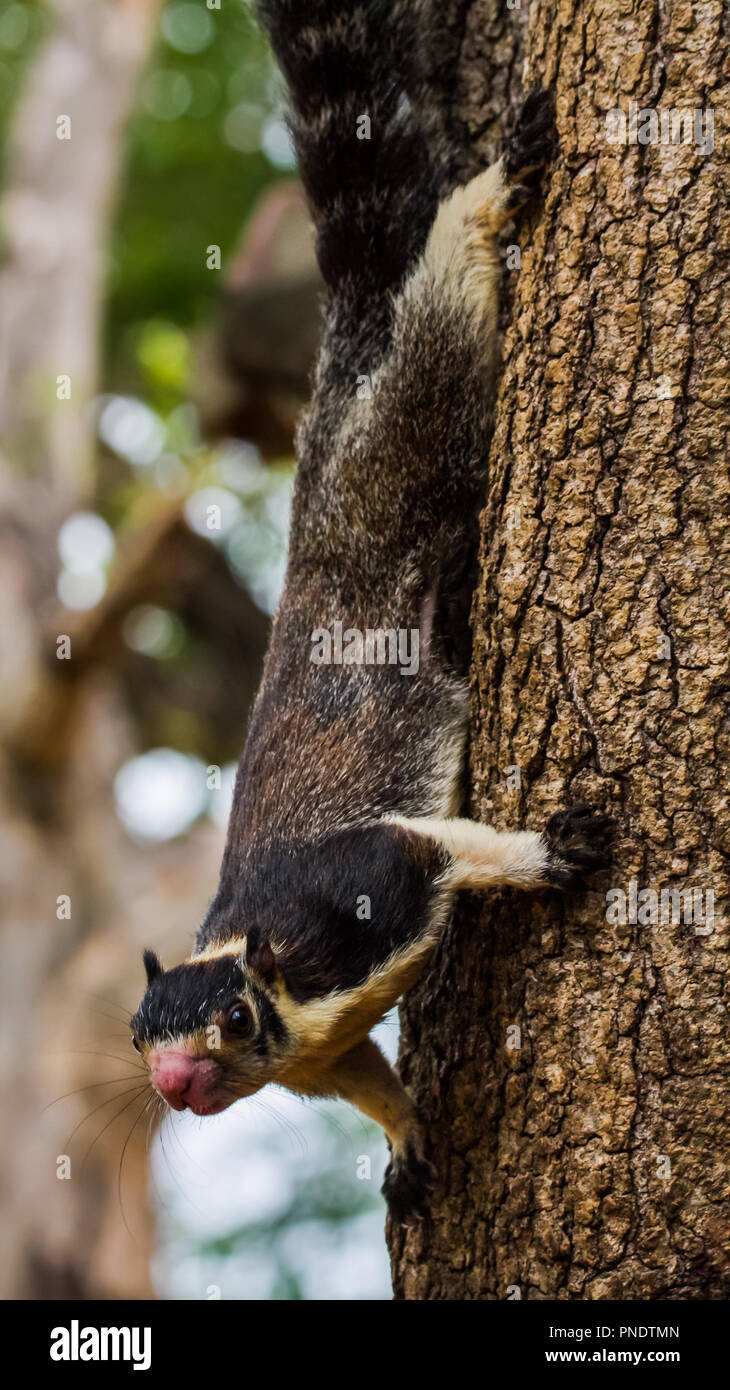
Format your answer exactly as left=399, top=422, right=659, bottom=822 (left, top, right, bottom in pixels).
left=226, top=1004, right=254, bottom=1038
left=131, top=1034, right=141, bottom=1053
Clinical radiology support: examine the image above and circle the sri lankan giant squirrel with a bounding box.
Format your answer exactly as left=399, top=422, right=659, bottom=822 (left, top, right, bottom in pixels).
left=131, top=0, right=613, bottom=1223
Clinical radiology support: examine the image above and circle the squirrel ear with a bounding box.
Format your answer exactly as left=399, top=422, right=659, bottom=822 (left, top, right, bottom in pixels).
left=245, top=929, right=277, bottom=984
left=143, top=949, right=163, bottom=985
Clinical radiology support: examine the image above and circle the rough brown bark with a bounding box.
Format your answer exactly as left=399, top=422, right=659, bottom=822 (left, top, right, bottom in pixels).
left=388, top=0, right=729, bottom=1299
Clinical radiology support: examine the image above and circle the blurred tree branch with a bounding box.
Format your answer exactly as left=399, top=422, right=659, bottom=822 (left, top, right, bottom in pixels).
left=194, top=183, right=322, bottom=454
left=0, top=0, right=260, bottom=1302
left=0, top=0, right=166, bottom=506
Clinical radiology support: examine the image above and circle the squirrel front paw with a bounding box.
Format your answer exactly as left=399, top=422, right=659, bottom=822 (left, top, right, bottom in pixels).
left=542, top=803, right=615, bottom=889
left=504, top=89, right=556, bottom=183
left=382, top=1137, right=436, bottom=1226
left=501, top=89, right=556, bottom=219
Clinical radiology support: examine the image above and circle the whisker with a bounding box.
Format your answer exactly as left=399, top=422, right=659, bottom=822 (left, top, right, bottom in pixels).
left=248, top=1095, right=308, bottom=1156
left=87, top=1008, right=135, bottom=1027
left=286, top=1089, right=352, bottom=1144
left=83, top=992, right=134, bottom=1019
left=146, top=1096, right=161, bottom=1149
left=143, top=1102, right=178, bottom=1224
left=155, top=1113, right=208, bottom=1217
left=52, top=1049, right=142, bottom=1067
left=162, top=1108, right=213, bottom=1180
left=269, top=1102, right=310, bottom=1154
left=79, top=1085, right=151, bottom=1172
left=118, top=1093, right=157, bottom=1243
left=94, top=1032, right=139, bottom=1043
left=43, top=1077, right=145, bottom=1112
left=157, top=1113, right=182, bottom=1194
left=64, top=1083, right=148, bottom=1152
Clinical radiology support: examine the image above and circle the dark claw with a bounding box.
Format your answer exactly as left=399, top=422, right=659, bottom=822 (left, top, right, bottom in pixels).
left=546, top=804, right=614, bottom=841
left=520, top=88, right=551, bottom=123
left=543, top=803, right=616, bottom=889
left=546, top=800, right=590, bottom=833
left=504, top=183, right=533, bottom=215
left=382, top=1143, right=435, bottom=1227
left=562, top=846, right=611, bottom=869
left=503, top=88, right=556, bottom=186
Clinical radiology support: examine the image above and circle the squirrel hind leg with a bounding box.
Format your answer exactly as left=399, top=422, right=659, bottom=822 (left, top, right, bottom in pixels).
left=414, top=91, right=554, bottom=330
left=419, top=161, right=513, bottom=306
left=422, top=86, right=555, bottom=264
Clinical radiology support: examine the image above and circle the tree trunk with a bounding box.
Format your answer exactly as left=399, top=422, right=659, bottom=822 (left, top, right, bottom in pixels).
left=388, top=0, right=729, bottom=1300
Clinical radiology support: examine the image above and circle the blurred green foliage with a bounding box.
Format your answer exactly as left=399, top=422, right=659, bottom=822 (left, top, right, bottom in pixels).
left=108, top=0, right=285, bottom=403
left=0, top=1, right=286, bottom=408
left=0, top=2, right=47, bottom=181
left=1, top=2, right=296, bottom=594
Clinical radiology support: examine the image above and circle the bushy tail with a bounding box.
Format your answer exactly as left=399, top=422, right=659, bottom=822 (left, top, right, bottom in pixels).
left=255, top=0, right=437, bottom=307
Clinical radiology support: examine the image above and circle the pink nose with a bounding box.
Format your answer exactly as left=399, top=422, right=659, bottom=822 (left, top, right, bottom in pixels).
left=149, top=1049, right=212, bottom=1111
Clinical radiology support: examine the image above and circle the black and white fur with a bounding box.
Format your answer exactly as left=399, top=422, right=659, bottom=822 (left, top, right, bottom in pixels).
left=131, top=1, right=612, bottom=1224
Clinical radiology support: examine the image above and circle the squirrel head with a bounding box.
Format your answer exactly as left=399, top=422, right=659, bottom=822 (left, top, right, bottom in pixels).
left=130, top=937, right=286, bottom=1115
